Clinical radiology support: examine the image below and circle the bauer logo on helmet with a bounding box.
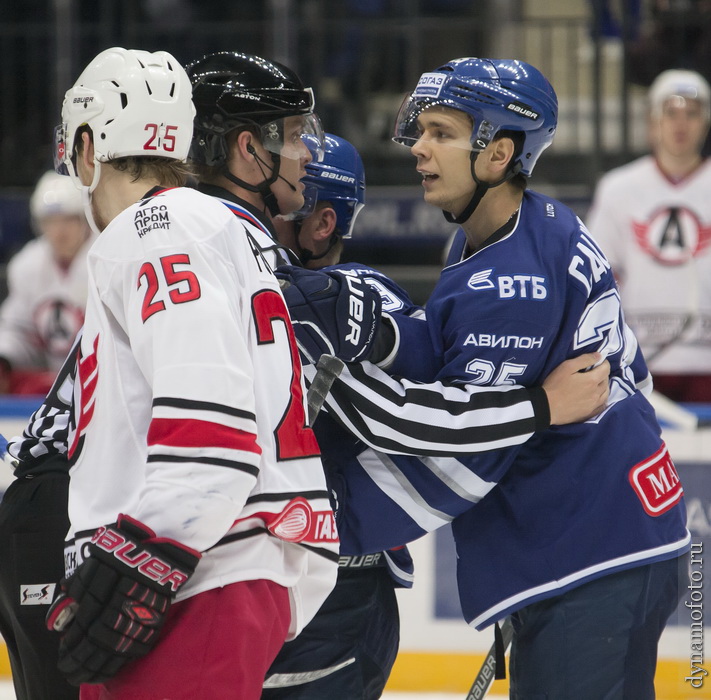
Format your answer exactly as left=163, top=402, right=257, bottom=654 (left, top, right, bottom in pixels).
left=506, top=101, right=540, bottom=121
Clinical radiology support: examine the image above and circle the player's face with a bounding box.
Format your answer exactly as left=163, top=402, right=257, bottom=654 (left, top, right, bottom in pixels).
left=410, top=107, right=478, bottom=215
left=273, top=116, right=313, bottom=216
left=40, top=214, right=89, bottom=265
left=653, top=97, right=709, bottom=159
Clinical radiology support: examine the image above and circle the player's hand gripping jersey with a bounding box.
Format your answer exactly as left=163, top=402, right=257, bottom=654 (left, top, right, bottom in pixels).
left=317, top=191, right=689, bottom=629
left=65, top=186, right=338, bottom=639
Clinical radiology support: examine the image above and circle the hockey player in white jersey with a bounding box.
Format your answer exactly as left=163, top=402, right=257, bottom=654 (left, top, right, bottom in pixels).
left=43, top=47, right=340, bottom=699
left=0, top=171, right=93, bottom=394
left=587, top=69, right=711, bottom=402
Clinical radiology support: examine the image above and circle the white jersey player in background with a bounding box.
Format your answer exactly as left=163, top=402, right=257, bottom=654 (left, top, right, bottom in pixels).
left=0, top=171, right=93, bottom=395
left=587, top=69, right=711, bottom=402
left=44, top=47, right=339, bottom=699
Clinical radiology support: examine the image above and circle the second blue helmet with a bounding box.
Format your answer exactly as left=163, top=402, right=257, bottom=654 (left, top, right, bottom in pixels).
left=296, top=133, right=366, bottom=238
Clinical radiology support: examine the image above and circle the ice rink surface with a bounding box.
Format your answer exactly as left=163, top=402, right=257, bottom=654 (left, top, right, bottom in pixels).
left=0, top=683, right=507, bottom=699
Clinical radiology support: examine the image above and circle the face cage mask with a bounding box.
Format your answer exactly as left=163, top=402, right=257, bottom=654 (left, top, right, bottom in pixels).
left=392, top=93, right=495, bottom=154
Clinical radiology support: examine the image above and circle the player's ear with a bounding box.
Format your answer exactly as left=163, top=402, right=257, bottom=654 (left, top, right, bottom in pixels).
left=488, top=137, right=516, bottom=177
left=236, top=131, right=258, bottom=160
left=313, top=207, right=338, bottom=241
left=77, top=131, right=95, bottom=182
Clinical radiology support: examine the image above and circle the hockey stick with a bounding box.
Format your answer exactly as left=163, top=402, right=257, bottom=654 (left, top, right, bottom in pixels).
left=465, top=617, right=514, bottom=700
left=306, top=354, right=346, bottom=426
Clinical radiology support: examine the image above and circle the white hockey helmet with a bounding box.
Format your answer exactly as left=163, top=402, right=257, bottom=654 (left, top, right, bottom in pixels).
left=649, top=69, right=711, bottom=119
left=54, top=47, right=195, bottom=186
left=30, top=171, right=84, bottom=221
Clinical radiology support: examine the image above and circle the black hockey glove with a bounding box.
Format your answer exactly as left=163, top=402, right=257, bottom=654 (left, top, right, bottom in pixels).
left=276, top=265, right=382, bottom=364
left=46, top=514, right=201, bottom=686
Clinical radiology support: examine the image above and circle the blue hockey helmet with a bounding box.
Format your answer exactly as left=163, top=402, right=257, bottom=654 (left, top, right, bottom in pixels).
left=393, top=57, right=558, bottom=177
left=288, top=133, right=365, bottom=238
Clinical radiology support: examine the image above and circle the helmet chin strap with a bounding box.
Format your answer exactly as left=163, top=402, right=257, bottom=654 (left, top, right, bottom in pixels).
left=443, top=152, right=523, bottom=225
left=80, top=184, right=103, bottom=237
left=78, top=160, right=103, bottom=236
left=221, top=151, right=285, bottom=218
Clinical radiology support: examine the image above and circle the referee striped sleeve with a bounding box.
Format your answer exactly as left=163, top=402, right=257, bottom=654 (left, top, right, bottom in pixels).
left=310, top=361, right=550, bottom=456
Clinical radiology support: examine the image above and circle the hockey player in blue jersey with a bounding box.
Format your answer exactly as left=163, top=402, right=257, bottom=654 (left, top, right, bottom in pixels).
left=271, top=133, right=604, bottom=699
left=264, top=133, right=417, bottom=699
left=294, top=58, right=691, bottom=700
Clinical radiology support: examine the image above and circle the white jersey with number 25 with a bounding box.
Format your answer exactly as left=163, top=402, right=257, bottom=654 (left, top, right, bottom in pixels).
left=66, top=186, right=338, bottom=639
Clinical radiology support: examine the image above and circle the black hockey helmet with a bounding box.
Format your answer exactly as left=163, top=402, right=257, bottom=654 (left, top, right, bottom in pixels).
left=186, top=51, right=319, bottom=166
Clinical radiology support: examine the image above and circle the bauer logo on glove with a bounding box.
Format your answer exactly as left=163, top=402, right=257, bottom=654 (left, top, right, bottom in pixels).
left=276, top=265, right=382, bottom=364
left=91, top=524, right=193, bottom=593
left=45, top=514, right=201, bottom=686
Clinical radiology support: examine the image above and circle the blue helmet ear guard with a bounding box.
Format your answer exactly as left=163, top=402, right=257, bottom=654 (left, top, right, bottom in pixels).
left=290, top=133, right=366, bottom=237
left=393, top=57, right=558, bottom=178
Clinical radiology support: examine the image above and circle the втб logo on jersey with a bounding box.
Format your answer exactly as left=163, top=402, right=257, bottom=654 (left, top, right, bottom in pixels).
left=467, top=268, right=548, bottom=299
left=632, top=206, right=711, bottom=265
